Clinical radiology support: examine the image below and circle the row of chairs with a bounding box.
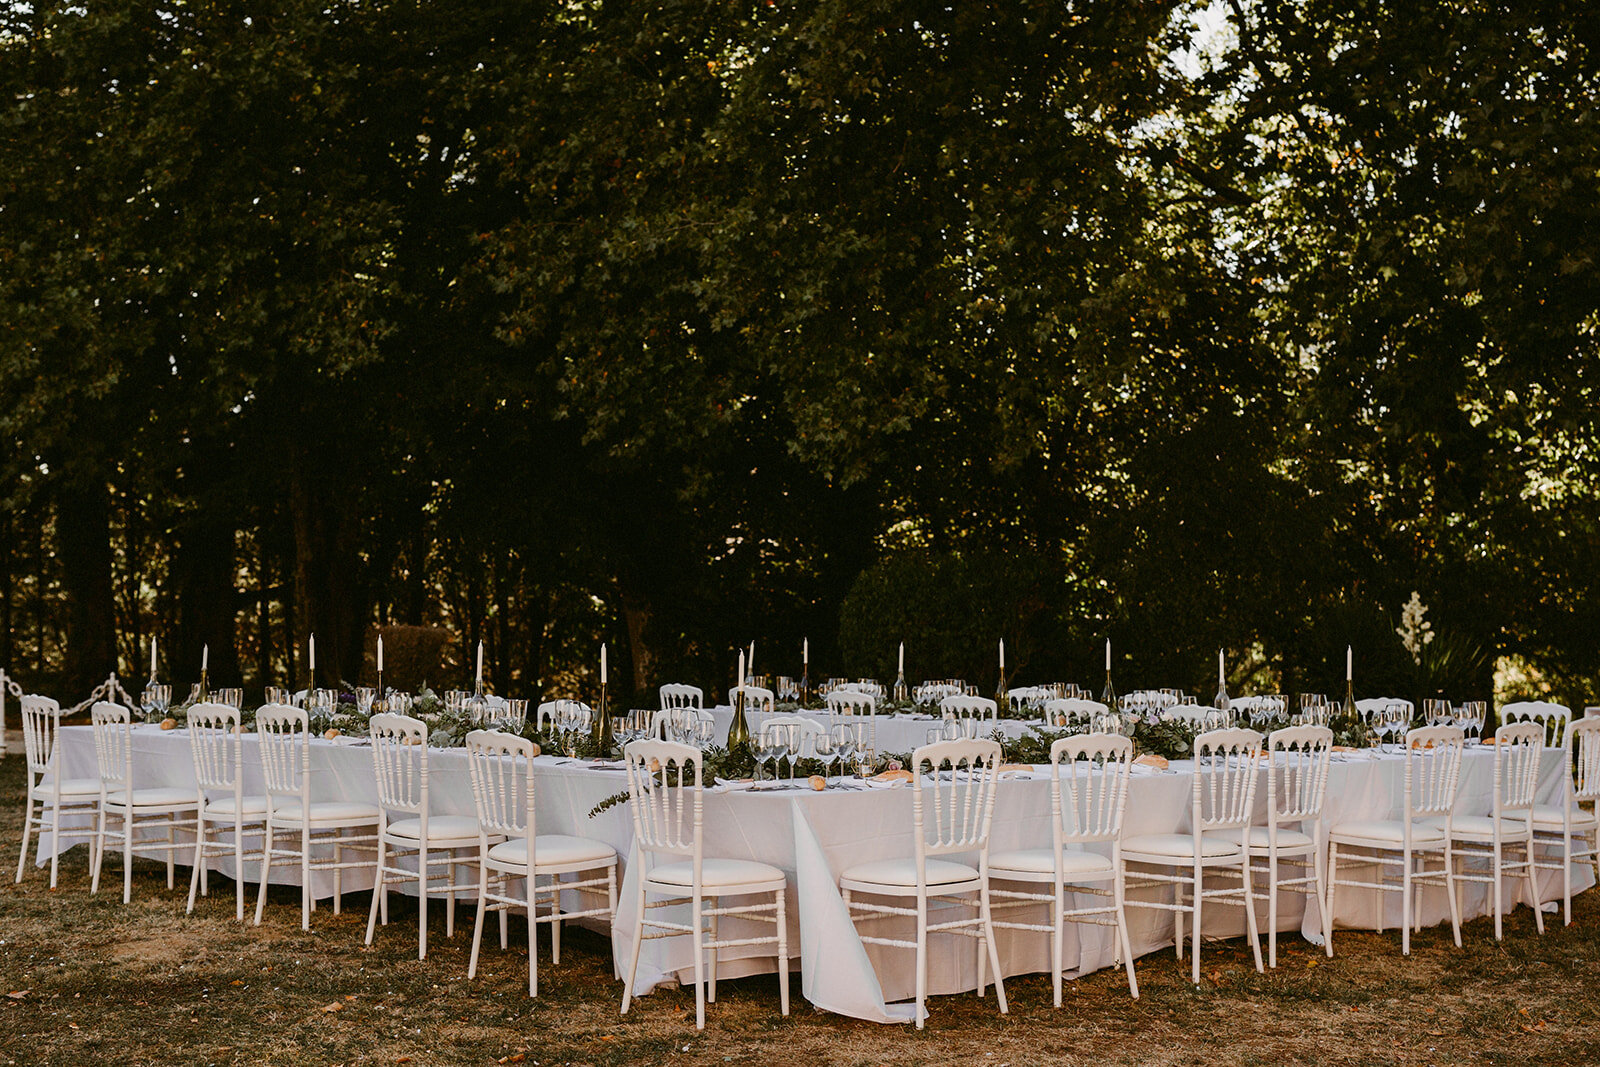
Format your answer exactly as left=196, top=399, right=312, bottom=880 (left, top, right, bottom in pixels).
left=14, top=696, right=618, bottom=999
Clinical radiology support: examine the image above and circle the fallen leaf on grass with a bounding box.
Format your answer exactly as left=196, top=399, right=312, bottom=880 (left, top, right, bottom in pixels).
left=498, top=1055, right=525, bottom=1064
left=321, top=1002, right=344, bottom=1013
left=6, top=991, right=27, bottom=999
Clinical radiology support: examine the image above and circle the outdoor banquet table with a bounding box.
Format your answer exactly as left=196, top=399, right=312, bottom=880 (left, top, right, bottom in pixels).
left=42, top=725, right=1592, bottom=1024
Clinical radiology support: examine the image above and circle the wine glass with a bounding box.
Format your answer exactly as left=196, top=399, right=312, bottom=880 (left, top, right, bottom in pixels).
left=813, top=728, right=837, bottom=782
left=1455, top=701, right=1486, bottom=741
left=263, top=686, right=291, bottom=707
left=832, top=723, right=858, bottom=779
left=355, top=687, right=376, bottom=715
left=503, top=698, right=528, bottom=732
left=771, top=726, right=794, bottom=780
left=753, top=733, right=777, bottom=782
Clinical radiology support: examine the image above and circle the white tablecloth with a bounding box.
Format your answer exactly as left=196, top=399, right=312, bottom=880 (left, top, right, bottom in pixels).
left=44, top=727, right=1591, bottom=1023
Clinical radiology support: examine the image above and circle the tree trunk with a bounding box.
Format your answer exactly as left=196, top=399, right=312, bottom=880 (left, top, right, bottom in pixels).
left=56, top=480, right=118, bottom=697
left=171, top=514, right=241, bottom=691
left=290, top=451, right=366, bottom=690
left=621, top=589, right=654, bottom=694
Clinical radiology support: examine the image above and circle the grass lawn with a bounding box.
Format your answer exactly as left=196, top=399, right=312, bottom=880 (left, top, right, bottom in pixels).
left=2, top=753, right=1597, bottom=1066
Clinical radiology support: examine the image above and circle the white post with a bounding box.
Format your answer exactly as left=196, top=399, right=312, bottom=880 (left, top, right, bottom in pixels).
left=0, top=669, right=8, bottom=757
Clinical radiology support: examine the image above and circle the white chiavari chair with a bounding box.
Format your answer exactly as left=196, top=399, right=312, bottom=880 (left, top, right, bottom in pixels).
left=186, top=701, right=267, bottom=920
left=254, top=703, right=380, bottom=929
left=1326, top=725, right=1465, bottom=955
left=1123, top=728, right=1265, bottom=984
left=365, top=712, right=484, bottom=958
left=89, top=701, right=198, bottom=903
left=1531, top=715, right=1600, bottom=924
left=728, top=685, right=776, bottom=715
left=1219, top=725, right=1333, bottom=966
left=1444, top=720, right=1545, bottom=941
left=940, top=694, right=999, bottom=728
left=989, top=733, right=1138, bottom=1003
left=827, top=688, right=878, bottom=752
left=465, top=730, right=617, bottom=995
left=15, top=694, right=98, bottom=888
left=658, top=683, right=704, bottom=710
left=1499, top=700, right=1571, bottom=747
left=840, top=738, right=1007, bottom=1029
left=619, top=740, right=789, bottom=1030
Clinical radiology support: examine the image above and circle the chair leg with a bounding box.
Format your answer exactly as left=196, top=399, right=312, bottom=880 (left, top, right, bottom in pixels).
left=980, top=882, right=1007, bottom=1014
left=254, top=822, right=274, bottom=925
left=1190, top=863, right=1202, bottom=985
left=914, top=893, right=928, bottom=1030
left=123, top=809, right=134, bottom=904
left=498, top=872, right=509, bottom=950
left=1492, top=840, right=1505, bottom=941
left=1443, top=843, right=1462, bottom=948
left=47, top=802, right=62, bottom=890
left=1239, top=859, right=1264, bottom=973
left=776, top=885, right=790, bottom=1017
left=551, top=875, right=563, bottom=965
left=1523, top=837, right=1544, bottom=935
left=1312, top=841, right=1332, bottom=958
left=620, top=877, right=648, bottom=1017
left=1115, top=869, right=1139, bottom=999
left=187, top=820, right=206, bottom=914
left=1051, top=880, right=1064, bottom=1008
left=418, top=845, right=430, bottom=960
left=528, top=869, right=540, bottom=998
left=300, top=826, right=313, bottom=931
left=446, top=856, right=457, bottom=940
left=1400, top=849, right=1414, bottom=955
left=90, top=804, right=107, bottom=895
left=468, top=861, right=489, bottom=982
left=1266, top=853, right=1279, bottom=969
left=1324, top=842, right=1339, bottom=956
left=165, top=817, right=176, bottom=890
left=16, top=795, right=36, bottom=884
left=707, top=903, right=719, bottom=1003
left=692, top=890, right=707, bottom=1031
left=1561, top=825, right=1574, bottom=927
left=233, top=820, right=248, bottom=922
left=365, top=838, right=387, bottom=945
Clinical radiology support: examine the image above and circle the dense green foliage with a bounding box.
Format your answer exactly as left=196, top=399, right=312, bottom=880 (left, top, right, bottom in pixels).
left=1, top=1, right=1595, bottom=708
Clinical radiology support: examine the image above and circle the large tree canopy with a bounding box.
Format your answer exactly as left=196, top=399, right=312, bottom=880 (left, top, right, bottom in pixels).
left=1, top=0, right=1596, bottom=708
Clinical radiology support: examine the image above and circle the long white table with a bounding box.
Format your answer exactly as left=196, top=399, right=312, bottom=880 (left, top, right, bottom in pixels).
left=42, top=726, right=1591, bottom=1024
left=703, top=704, right=1043, bottom=755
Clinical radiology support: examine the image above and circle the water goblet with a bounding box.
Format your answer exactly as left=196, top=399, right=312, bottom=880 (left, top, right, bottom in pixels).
left=813, top=729, right=837, bottom=782
left=355, top=687, right=376, bottom=715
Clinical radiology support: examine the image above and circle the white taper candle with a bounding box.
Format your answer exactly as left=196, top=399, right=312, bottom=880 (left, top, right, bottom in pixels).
left=476, top=640, right=484, bottom=688
left=999, top=638, right=1005, bottom=671
left=601, top=642, right=608, bottom=684
left=377, top=635, right=384, bottom=672
left=202, top=643, right=208, bottom=672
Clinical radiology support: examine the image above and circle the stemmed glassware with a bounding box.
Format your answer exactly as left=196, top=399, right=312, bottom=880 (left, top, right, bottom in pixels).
left=1454, top=701, right=1486, bottom=741
left=214, top=688, right=244, bottom=710
left=832, top=723, right=859, bottom=779
left=1423, top=698, right=1452, bottom=727
left=502, top=698, right=529, bottom=732
left=813, top=728, right=837, bottom=782
left=753, top=733, right=777, bottom=782
left=355, top=687, right=376, bottom=715
left=264, top=686, right=292, bottom=707
left=141, top=683, right=171, bottom=722
left=771, top=726, right=794, bottom=780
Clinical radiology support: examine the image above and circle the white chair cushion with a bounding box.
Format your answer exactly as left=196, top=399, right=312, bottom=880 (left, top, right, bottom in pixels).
left=839, top=857, right=979, bottom=887
left=1211, top=826, right=1315, bottom=851
left=104, top=787, right=198, bottom=809
left=1122, top=833, right=1242, bottom=859
left=487, top=835, right=617, bottom=869
left=385, top=815, right=481, bottom=843
left=270, top=799, right=381, bottom=825
left=1530, top=805, right=1599, bottom=830
left=647, top=857, right=786, bottom=889
left=32, top=778, right=101, bottom=799
left=205, top=794, right=269, bottom=817
left=988, top=848, right=1113, bottom=877
left=1422, top=814, right=1529, bottom=839
left=1329, top=818, right=1445, bottom=845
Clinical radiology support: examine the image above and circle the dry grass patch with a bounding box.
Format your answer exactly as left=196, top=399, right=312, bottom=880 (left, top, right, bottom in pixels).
left=3, top=756, right=1599, bottom=1065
